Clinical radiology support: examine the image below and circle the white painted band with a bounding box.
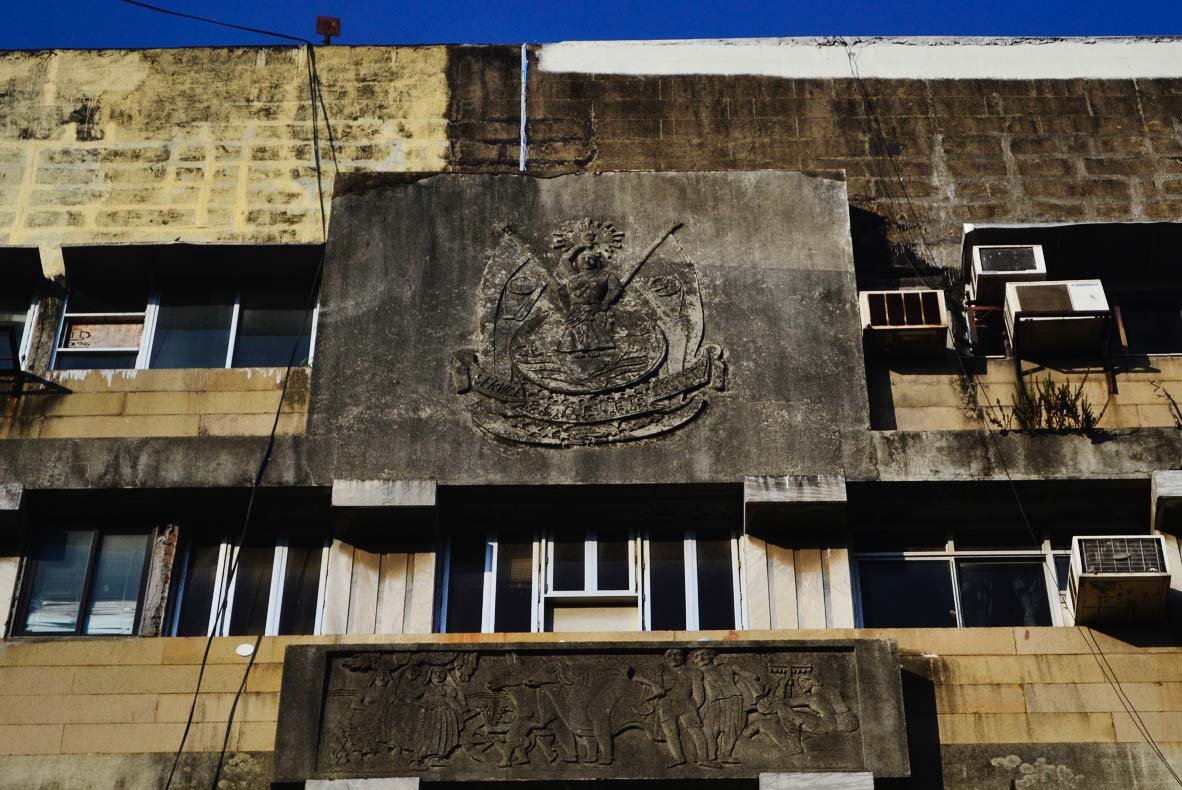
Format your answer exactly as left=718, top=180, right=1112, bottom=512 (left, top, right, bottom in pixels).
left=539, top=37, right=1182, bottom=80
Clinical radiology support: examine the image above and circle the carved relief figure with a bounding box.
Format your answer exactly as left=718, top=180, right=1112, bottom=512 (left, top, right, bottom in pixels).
left=454, top=218, right=726, bottom=446
left=690, top=648, right=763, bottom=765
left=319, top=647, right=863, bottom=778
left=631, top=648, right=717, bottom=769
left=554, top=240, right=624, bottom=353
left=406, top=667, right=467, bottom=768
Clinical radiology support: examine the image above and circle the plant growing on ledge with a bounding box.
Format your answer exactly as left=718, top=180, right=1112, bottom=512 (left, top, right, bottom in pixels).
left=987, top=375, right=1102, bottom=433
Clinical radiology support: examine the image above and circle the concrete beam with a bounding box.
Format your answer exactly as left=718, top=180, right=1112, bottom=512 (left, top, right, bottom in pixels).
left=759, top=773, right=874, bottom=790
left=306, top=780, right=419, bottom=790
left=1151, top=470, right=1182, bottom=534
left=0, top=484, right=22, bottom=511
left=744, top=474, right=847, bottom=507
left=330, top=479, right=436, bottom=508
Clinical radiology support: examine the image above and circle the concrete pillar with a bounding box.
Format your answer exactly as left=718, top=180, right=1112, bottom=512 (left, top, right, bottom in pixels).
left=759, top=772, right=874, bottom=789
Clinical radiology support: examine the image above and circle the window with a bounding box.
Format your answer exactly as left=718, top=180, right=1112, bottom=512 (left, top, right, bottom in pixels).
left=854, top=530, right=1064, bottom=628
left=52, top=246, right=319, bottom=371
left=169, top=533, right=327, bottom=636
left=1, top=252, right=40, bottom=371
left=17, top=528, right=151, bottom=636
left=441, top=527, right=742, bottom=634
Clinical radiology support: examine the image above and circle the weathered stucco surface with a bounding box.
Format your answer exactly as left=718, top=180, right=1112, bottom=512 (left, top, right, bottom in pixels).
left=1, top=629, right=1180, bottom=789
left=0, top=46, right=449, bottom=248
left=309, top=170, right=866, bottom=484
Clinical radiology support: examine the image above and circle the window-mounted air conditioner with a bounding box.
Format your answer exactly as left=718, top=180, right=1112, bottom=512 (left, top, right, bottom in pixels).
left=859, top=289, right=949, bottom=357
left=971, top=244, right=1047, bottom=304
left=1004, top=279, right=1110, bottom=353
left=1069, top=535, right=1171, bottom=625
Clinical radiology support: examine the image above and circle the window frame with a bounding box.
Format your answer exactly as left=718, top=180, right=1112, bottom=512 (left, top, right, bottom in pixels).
left=852, top=534, right=1068, bottom=628
left=167, top=534, right=330, bottom=637
left=14, top=527, right=153, bottom=637
left=51, top=287, right=319, bottom=371
left=439, top=528, right=744, bottom=634
left=2, top=293, right=38, bottom=371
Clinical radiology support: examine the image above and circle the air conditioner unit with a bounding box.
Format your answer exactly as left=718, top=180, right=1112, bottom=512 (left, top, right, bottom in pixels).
left=1069, top=535, right=1171, bottom=625
left=1004, top=280, right=1110, bottom=353
left=971, top=244, right=1047, bottom=304
left=859, top=289, right=949, bottom=357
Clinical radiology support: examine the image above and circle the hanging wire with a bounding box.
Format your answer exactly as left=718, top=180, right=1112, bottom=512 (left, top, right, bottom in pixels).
left=840, top=40, right=1182, bottom=788
left=111, top=4, right=337, bottom=788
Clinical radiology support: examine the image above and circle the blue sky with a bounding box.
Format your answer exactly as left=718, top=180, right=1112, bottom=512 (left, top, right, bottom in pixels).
left=6, top=0, right=1182, bottom=50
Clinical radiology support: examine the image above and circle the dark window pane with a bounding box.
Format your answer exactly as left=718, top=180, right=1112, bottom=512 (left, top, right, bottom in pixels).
left=695, top=530, right=735, bottom=630
left=1054, top=556, right=1070, bottom=593
left=597, top=537, right=629, bottom=591
left=957, top=560, right=1052, bottom=627
left=648, top=536, right=686, bottom=631
left=858, top=560, right=958, bottom=628
left=232, top=286, right=314, bottom=367
left=54, top=351, right=138, bottom=370
left=22, top=529, right=94, bottom=634
left=494, top=538, right=533, bottom=633
left=228, top=545, right=274, bottom=636
left=175, top=541, right=221, bottom=636
left=446, top=534, right=486, bottom=633
left=278, top=541, right=322, bottom=636
left=149, top=285, right=234, bottom=368
left=552, top=537, right=584, bottom=592
left=0, top=295, right=29, bottom=370
left=83, top=533, right=149, bottom=635
left=67, top=282, right=149, bottom=314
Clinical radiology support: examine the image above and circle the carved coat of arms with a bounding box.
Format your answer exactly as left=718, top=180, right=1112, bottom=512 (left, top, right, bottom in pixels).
left=453, top=219, right=726, bottom=446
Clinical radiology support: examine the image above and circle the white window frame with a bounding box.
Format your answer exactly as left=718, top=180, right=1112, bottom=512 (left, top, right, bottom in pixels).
left=852, top=534, right=1068, bottom=628
left=14, top=296, right=37, bottom=369
left=51, top=287, right=318, bottom=370
left=440, top=529, right=744, bottom=634
left=168, top=535, right=330, bottom=637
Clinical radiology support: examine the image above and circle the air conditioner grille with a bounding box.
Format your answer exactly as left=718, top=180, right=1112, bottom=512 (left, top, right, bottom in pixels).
left=980, top=246, right=1039, bottom=272
left=1016, top=283, right=1073, bottom=313
left=866, top=290, right=944, bottom=327
left=1080, top=537, right=1166, bottom=574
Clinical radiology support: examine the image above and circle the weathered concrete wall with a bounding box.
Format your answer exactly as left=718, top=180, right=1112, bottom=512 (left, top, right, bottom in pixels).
left=1, top=368, right=308, bottom=439
left=872, top=357, right=1182, bottom=431
left=310, top=170, right=865, bottom=484
left=447, top=42, right=1182, bottom=278
left=1, top=629, right=1179, bottom=788
left=0, top=46, right=449, bottom=249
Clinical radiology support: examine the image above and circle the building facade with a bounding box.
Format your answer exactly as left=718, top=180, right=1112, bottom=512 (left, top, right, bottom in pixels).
left=2, top=37, right=1182, bottom=789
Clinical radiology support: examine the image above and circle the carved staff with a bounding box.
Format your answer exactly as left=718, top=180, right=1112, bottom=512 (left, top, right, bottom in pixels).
left=619, top=222, right=684, bottom=288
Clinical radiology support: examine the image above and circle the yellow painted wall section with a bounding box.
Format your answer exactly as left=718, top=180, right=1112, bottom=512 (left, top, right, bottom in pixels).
left=882, top=356, right=1182, bottom=431
left=0, top=46, right=449, bottom=249
left=0, top=368, right=308, bottom=439
left=0, top=628, right=1180, bottom=758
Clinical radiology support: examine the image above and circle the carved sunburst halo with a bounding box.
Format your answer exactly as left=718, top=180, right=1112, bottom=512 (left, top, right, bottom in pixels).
left=551, top=218, right=625, bottom=260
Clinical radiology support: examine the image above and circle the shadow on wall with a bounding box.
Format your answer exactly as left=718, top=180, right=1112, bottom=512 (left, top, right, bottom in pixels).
left=876, top=662, right=944, bottom=790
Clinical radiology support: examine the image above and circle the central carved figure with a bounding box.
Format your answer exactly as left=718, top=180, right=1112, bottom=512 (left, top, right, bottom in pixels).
left=554, top=233, right=623, bottom=354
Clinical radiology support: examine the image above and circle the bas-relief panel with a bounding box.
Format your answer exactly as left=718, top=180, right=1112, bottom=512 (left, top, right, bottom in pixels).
left=454, top=218, right=725, bottom=446
left=294, top=644, right=893, bottom=782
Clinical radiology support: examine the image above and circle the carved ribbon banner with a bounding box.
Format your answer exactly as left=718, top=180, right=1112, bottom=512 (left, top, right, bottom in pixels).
left=273, top=641, right=910, bottom=783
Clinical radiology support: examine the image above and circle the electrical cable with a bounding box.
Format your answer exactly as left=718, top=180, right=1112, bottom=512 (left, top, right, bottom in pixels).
left=117, top=0, right=313, bottom=45
left=842, top=40, right=1182, bottom=787
left=113, top=5, right=339, bottom=788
